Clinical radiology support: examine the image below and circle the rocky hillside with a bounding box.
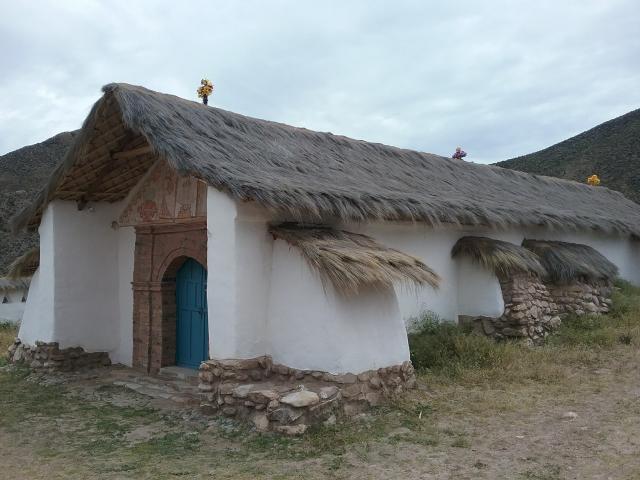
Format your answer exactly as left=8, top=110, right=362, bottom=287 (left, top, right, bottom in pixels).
left=0, top=132, right=77, bottom=275
left=497, top=108, right=640, bottom=204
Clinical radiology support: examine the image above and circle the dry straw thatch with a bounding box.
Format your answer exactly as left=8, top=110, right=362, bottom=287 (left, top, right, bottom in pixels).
left=522, top=239, right=618, bottom=283
left=451, top=236, right=547, bottom=278
left=6, top=247, right=39, bottom=280
left=270, top=224, right=440, bottom=295
left=0, top=277, right=29, bottom=293
left=12, top=83, right=640, bottom=235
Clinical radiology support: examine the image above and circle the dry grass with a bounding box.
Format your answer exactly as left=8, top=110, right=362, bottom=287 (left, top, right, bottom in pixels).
left=14, top=83, right=640, bottom=236
left=410, top=280, right=640, bottom=387
left=6, top=247, right=39, bottom=280
left=451, top=236, right=546, bottom=277
left=271, top=224, right=440, bottom=294
left=0, top=281, right=639, bottom=478
left=523, top=239, right=618, bottom=283
left=0, top=322, right=16, bottom=364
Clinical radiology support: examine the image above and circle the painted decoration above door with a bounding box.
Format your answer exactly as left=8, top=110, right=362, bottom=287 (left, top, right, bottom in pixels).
left=119, top=160, right=207, bottom=226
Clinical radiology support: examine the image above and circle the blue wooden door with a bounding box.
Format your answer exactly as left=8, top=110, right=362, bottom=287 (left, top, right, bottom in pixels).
left=175, top=259, right=208, bottom=369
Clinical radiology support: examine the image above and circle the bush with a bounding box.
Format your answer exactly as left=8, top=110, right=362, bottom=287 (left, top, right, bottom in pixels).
left=609, top=279, right=640, bottom=319
left=546, top=314, right=614, bottom=347
left=407, top=312, right=514, bottom=374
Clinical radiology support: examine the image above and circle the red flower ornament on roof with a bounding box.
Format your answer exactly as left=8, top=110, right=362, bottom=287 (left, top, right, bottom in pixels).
left=197, top=79, right=214, bottom=105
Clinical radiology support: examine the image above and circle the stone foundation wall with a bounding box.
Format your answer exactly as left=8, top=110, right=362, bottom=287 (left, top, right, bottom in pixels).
left=198, top=356, right=416, bottom=433
left=461, top=274, right=614, bottom=343
left=6, top=339, right=111, bottom=371
left=494, top=274, right=561, bottom=342
left=548, top=280, right=613, bottom=316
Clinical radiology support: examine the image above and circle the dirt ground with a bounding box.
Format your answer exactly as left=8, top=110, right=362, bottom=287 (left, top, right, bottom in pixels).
left=1, top=343, right=639, bottom=480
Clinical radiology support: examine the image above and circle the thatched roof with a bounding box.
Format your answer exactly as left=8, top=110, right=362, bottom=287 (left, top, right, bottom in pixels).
left=6, top=247, right=39, bottom=280
left=12, top=83, right=640, bottom=234
left=0, top=277, right=29, bottom=293
left=522, top=239, right=618, bottom=283
left=270, top=224, right=440, bottom=295
left=451, top=236, right=546, bottom=277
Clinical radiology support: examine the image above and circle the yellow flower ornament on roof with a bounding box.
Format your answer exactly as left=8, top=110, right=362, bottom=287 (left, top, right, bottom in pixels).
left=197, top=79, right=214, bottom=105
left=587, top=174, right=601, bottom=186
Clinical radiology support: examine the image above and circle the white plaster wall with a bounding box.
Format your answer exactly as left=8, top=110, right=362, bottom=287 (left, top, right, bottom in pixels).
left=353, top=222, right=639, bottom=325
left=18, top=200, right=128, bottom=353
left=206, top=188, right=240, bottom=358
left=353, top=223, right=519, bottom=322
left=353, top=223, right=461, bottom=322
left=50, top=201, right=122, bottom=351
left=206, top=188, right=274, bottom=360
left=234, top=216, right=272, bottom=357
left=267, top=239, right=409, bottom=373
left=0, top=288, right=27, bottom=323
left=111, top=225, right=135, bottom=365
left=18, top=206, right=56, bottom=344
left=456, top=257, right=504, bottom=318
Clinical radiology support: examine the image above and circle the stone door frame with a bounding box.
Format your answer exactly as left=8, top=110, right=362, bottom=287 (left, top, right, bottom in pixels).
left=131, top=221, right=207, bottom=373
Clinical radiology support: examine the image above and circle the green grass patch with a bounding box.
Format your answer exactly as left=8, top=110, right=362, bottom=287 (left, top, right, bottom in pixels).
left=0, top=322, right=17, bottom=365
left=409, top=280, right=640, bottom=385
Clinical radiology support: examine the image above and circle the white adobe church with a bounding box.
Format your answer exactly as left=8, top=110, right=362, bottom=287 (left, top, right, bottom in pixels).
left=10, top=83, right=640, bottom=379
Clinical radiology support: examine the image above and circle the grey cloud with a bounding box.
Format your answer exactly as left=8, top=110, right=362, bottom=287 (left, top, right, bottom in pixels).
left=1, top=0, right=639, bottom=164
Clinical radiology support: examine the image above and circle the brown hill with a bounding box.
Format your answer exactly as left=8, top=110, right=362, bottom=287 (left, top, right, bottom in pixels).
left=497, top=108, right=640, bottom=204
left=0, top=132, right=77, bottom=275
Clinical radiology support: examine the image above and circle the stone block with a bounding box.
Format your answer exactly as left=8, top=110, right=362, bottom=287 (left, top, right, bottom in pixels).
left=280, top=390, right=320, bottom=408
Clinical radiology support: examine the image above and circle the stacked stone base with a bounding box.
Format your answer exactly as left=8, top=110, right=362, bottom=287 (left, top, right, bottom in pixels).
left=548, top=280, right=612, bottom=316
left=460, top=275, right=614, bottom=343
left=6, top=339, right=111, bottom=371
left=198, top=356, right=416, bottom=434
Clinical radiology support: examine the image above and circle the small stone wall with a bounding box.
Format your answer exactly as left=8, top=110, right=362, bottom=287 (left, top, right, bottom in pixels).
left=494, top=274, right=561, bottom=342
left=7, top=339, right=111, bottom=371
left=548, top=280, right=613, bottom=316
left=461, top=274, right=614, bottom=343
left=198, top=356, right=416, bottom=433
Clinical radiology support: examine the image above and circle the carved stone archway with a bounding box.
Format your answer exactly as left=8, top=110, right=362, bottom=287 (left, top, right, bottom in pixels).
left=131, top=221, right=207, bottom=372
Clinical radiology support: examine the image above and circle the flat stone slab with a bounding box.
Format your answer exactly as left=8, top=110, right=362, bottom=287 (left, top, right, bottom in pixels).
left=280, top=390, right=320, bottom=408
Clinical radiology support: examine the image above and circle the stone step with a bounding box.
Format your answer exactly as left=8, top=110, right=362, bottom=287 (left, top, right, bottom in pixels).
left=113, top=373, right=202, bottom=405
left=158, top=366, right=200, bottom=386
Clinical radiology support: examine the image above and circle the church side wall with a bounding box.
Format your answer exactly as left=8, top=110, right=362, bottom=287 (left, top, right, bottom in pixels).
left=266, top=239, right=409, bottom=374
left=50, top=200, right=122, bottom=352
left=112, top=225, right=136, bottom=365
left=206, top=188, right=240, bottom=359
left=17, top=206, right=56, bottom=344
left=353, top=223, right=639, bottom=325
left=456, top=257, right=504, bottom=318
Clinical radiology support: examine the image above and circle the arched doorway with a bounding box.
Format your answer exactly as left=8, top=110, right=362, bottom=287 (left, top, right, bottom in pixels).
left=131, top=221, right=207, bottom=373
left=175, top=258, right=209, bottom=368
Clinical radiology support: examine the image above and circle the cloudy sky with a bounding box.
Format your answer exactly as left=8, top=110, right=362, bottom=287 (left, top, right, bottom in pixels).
left=1, top=0, right=639, bottom=163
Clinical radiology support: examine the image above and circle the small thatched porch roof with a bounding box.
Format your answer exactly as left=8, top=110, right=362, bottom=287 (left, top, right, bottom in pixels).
left=451, top=236, right=546, bottom=277
left=522, top=239, right=618, bottom=283
left=11, top=83, right=640, bottom=236
left=0, top=277, right=30, bottom=293
left=270, top=224, right=440, bottom=295
left=6, top=247, right=40, bottom=280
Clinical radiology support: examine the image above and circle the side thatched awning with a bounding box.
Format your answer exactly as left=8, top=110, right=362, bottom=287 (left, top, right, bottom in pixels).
left=522, top=239, right=618, bottom=283
left=0, top=277, right=30, bottom=293
left=451, top=236, right=546, bottom=278
left=7, top=247, right=40, bottom=280
left=270, top=224, right=440, bottom=295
